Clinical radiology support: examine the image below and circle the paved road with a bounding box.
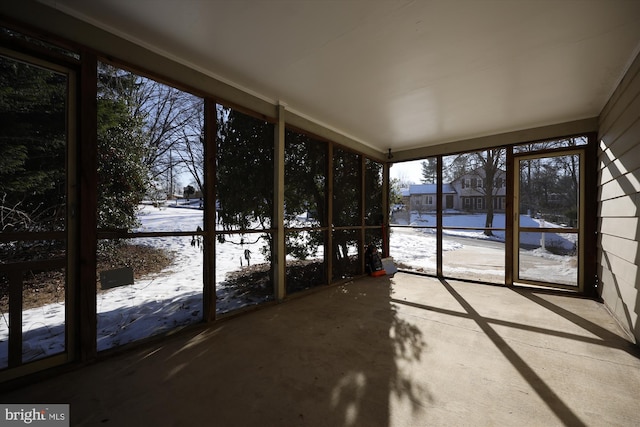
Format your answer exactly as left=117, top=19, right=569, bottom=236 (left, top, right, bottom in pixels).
left=390, top=226, right=577, bottom=287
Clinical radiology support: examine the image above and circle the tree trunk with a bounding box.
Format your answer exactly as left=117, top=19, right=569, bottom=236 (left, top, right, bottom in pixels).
left=484, top=194, right=494, bottom=236
left=483, top=159, right=496, bottom=236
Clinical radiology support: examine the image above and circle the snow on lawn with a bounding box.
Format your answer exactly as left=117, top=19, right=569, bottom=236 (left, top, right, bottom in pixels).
left=390, top=211, right=577, bottom=284
left=0, top=202, right=270, bottom=365
left=389, top=228, right=460, bottom=271
left=97, top=203, right=272, bottom=351
left=1, top=207, right=577, bottom=366
left=394, top=211, right=577, bottom=249
left=95, top=203, right=203, bottom=351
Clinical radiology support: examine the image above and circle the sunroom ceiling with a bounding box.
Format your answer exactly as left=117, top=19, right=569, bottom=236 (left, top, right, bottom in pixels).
left=38, top=0, right=640, bottom=153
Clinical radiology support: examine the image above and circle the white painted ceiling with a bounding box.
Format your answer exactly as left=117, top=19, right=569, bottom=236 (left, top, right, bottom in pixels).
left=40, top=0, right=640, bottom=153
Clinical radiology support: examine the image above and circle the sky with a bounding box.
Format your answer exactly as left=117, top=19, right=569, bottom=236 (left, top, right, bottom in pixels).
left=389, top=159, right=424, bottom=185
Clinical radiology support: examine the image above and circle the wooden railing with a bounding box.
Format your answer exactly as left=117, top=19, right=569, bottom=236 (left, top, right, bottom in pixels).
left=0, top=258, right=66, bottom=368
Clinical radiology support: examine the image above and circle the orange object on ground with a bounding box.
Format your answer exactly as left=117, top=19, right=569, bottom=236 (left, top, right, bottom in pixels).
left=371, top=269, right=387, bottom=277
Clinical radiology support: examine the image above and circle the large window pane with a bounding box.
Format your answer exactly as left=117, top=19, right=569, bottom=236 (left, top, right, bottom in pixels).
left=284, top=130, right=327, bottom=228
left=96, top=237, right=203, bottom=351
left=284, top=130, right=328, bottom=294
left=0, top=54, right=69, bottom=369
left=389, top=157, right=437, bottom=274
left=95, top=63, right=207, bottom=351
left=519, top=154, right=579, bottom=228
left=518, top=232, right=578, bottom=286
left=216, top=105, right=273, bottom=231
left=440, top=150, right=506, bottom=283
left=97, top=62, right=204, bottom=233
left=388, top=139, right=586, bottom=291
left=332, top=148, right=361, bottom=281
left=214, top=104, right=274, bottom=312
left=516, top=151, right=581, bottom=288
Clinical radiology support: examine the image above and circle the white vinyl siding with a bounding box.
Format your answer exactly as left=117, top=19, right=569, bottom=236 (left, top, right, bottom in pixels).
left=597, top=49, right=640, bottom=342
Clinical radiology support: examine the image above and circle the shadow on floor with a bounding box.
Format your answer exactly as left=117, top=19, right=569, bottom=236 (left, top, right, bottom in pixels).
left=1, top=276, right=428, bottom=427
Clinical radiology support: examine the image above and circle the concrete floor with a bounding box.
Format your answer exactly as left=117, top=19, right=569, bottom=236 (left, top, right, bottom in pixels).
left=2, top=273, right=640, bottom=427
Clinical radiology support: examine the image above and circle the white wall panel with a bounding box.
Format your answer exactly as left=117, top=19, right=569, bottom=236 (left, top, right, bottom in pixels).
left=599, top=233, right=639, bottom=264
left=599, top=195, right=638, bottom=218
left=599, top=177, right=640, bottom=203
left=598, top=49, right=640, bottom=343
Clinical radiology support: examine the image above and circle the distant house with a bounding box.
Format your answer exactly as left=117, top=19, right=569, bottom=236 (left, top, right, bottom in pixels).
left=406, top=168, right=507, bottom=213
left=450, top=168, right=506, bottom=212
left=399, top=187, right=411, bottom=209
left=408, top=184, right=457, bottom=212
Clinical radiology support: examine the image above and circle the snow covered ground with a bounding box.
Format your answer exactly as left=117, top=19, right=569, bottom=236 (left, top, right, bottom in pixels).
left=390, top=210, right=577, bottom=283
left=0, top=204, right=577, bottom=367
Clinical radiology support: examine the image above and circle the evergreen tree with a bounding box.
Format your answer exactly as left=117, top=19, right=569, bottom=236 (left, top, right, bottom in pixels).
left=364, top=159, right=383, bottom=226
left=284, top=130, right=326, bottom=260
left=0, top=55, right=66, bottom=232
left=332, top=148, right=360, bottom=227
left=96, top=64, right=149, bottom=230
left=389, top=177, right=403, bottom=206
left=216, top=106, right=274, bottom=258
left=332, top=148, right=361, bottom=271
left=421, top=158, right=437, bottom=184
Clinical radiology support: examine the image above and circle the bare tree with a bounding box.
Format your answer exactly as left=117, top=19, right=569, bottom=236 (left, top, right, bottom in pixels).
left=175, top=100, right=205, bottom=194
left=99, top=63, right=204, bottom=191
left=518, top=137, right=582, bottom=223
left=444, top=150, right=505, bottom=236
left=134, top=80, right=203, bottom=184
left=471, top=149, right=505, bottom=235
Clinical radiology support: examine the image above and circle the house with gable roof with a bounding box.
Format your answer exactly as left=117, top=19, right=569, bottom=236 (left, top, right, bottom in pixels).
left=407, top=183, right=458, bottom=213
left=407, top=168, right=507, bottom=213
left=450, top=167, right=507, bottom=212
